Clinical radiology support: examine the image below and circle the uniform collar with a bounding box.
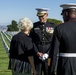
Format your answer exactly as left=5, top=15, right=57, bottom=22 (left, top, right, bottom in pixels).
left=39, top=20, right=48, bottom=25
left=69, top=18, right=76, bottom=21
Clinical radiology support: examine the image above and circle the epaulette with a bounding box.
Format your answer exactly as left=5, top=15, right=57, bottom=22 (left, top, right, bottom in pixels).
left=33, top=21, right=40, bottom=28
left=33, top=21, right=40, bottom=24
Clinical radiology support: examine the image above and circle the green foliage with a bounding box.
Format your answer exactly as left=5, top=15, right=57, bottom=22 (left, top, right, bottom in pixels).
left=47, top=18, right=62, bottom=25
left=7, top=18, right=62, bottom=31
left=7, top=20, right=19, bottom=31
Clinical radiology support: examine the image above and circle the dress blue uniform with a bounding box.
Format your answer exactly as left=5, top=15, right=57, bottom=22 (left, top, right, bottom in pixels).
left=50, top=3, right=76, bottom=75
left=30, top=21, right=55, bottom=75
left=30, top=8, right=55, bottom=75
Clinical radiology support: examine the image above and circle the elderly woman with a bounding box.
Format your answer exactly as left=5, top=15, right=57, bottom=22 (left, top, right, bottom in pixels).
left=9, top=17, right=36, bottom=75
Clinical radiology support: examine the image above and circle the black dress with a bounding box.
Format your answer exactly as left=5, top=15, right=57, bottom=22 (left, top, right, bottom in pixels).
left=9, top=32, right=34, bottom=73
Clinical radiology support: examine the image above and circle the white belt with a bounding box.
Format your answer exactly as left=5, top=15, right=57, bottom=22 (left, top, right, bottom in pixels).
left=59, top=53, right=76, bottom=57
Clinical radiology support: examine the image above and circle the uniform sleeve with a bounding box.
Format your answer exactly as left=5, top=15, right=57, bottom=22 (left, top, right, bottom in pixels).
left=30, top=29, right=39, bottom=54
left=49, top=27, right=60, bottom=74
left=33, top=43, right=39, bottom=53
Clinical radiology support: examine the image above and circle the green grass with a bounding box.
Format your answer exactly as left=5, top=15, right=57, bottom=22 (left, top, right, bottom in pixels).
left=0, top=71, right=12, bottom=75
left=0, top=33, right=12, bottom=75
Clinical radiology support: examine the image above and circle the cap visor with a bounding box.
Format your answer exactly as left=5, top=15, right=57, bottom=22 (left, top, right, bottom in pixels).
left=37, top=13, right=45, bottom=16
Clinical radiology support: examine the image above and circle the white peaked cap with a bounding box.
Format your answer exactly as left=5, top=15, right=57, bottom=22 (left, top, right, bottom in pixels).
left=36, top=8, right=50, bottom=16
left=60, top=3, right=76, bottom=9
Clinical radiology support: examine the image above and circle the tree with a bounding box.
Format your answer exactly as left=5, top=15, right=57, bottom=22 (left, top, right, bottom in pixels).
left=7, top=20, right=19, bottom=31
left=47, top=18, right=62, bottom=25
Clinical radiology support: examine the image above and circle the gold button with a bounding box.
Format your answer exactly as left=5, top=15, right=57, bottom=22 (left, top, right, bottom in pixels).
left=43, top=24, right=44, bottom=26
left=43, top=34, right=44, bottom=36
left=43, top=38, right=44, bottom=40
left=43, top=29, right=44, bottom=31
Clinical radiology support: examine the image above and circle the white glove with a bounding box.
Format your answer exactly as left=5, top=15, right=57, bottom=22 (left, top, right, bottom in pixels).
left=39, top=53, right=49, bottom=61
left=43, top=53, right=49, bottom=60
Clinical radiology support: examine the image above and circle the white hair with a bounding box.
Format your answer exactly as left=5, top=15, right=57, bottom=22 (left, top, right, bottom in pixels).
left=18, top=17, right=33, bottom=31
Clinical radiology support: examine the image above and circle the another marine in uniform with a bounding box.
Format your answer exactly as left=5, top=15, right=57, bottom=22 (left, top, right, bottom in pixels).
left=50, top=3, right=76, bottom=75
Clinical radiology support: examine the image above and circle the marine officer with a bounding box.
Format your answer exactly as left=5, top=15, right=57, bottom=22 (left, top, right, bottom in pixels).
left=30, top=8, right=55, bottom=75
